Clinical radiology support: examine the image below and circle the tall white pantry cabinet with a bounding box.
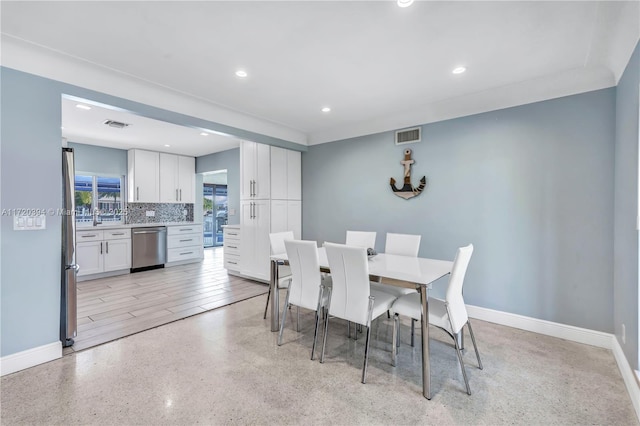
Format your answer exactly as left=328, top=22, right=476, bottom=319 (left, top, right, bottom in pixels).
left=236, top=142, right=301, bottom=281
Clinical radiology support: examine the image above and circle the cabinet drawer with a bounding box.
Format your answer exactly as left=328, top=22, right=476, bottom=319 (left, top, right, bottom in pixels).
left=224, top=243, right=240, bottom=256
left=168, top=233, right=202, bottom=248
left=76, top=230, right=104, bottom=242
left=167, top=224, right=203, bottom=236
left=224, top=228, right=241, bottom=238
left=167, top=246, right=203, bottom=262
left=224, top=254, right=240, bottom=271
left=104, top=229, right=131, bottom=240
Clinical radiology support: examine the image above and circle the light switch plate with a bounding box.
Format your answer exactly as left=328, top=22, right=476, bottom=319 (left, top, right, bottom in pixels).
left=14, top=214, right=46, bottom=231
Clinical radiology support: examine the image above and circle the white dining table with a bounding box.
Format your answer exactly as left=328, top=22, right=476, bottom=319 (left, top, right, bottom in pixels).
left=269, top=247, right=453, bottom=399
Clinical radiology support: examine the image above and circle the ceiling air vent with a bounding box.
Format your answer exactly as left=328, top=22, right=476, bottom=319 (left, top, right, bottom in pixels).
left=103, top=120, right=130, bottom=129
left=395, top=127, right=421, bottom=145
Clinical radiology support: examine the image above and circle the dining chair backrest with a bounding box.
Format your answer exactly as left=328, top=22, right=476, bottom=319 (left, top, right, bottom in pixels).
left=445, top=244, right=474, bottom=334
left=345, top=231, right=376, bottom=249
left=285, top=240, right=323, bottom=311
left=269, top=231, right=295, bottom=255
left=324, top=242, right=371, bottom=325
left=384, top=233, right=421, bottom=257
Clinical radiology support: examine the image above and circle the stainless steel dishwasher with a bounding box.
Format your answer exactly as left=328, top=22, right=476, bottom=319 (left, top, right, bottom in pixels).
left=131, top=226, right=167, bottom=271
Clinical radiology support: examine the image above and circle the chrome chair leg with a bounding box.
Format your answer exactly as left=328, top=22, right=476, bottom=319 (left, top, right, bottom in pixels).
left=467, top=320, right=483, bottom=370
left=392, top=314, right=399, bottom=367
left=411, top=319, right=415, bottom=347
left=263, top=286, right=272, bottom=320
left=278, top=286, right=292, bottom=346
left=447, top=305, right=471, bottom=395
left=347, top=321, right=351, bottom=338
left=320, top=291, right=333, bottom=364
left=361, top=296, right=375, bottom=384
left=311, top=286, right=325, bottom=360
left=296, top=306, right=300, bottom=332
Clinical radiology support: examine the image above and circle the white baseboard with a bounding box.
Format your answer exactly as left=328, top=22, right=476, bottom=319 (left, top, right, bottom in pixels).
left=466, top=304, right=613, bottom=348
left=612, top=338, right=640, bottom=420
left=0, top=341, right=62, bottom=376
left=467, top=304, right=639, bottom=422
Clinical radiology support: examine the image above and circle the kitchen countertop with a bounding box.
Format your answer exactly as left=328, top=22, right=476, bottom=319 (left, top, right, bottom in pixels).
left=77, top=222, right=202, bottom=231
left=222, top=224, right=240, bottom=229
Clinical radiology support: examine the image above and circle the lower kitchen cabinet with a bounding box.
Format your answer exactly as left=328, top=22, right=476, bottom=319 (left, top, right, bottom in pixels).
left=223, top=225, right=241, bottom=274
left=76, top=228, right=131, bottom=278
left=166, top=224, right=203, bottom=264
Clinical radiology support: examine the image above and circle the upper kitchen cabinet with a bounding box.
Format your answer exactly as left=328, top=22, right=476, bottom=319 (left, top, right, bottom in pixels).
left=240, top=141, right=270, bottom=200
left=270, top=146, right=301, bottom=200
left=128, top=149, right=159, bottom=203
left=159, top=153, right=195, bottom=203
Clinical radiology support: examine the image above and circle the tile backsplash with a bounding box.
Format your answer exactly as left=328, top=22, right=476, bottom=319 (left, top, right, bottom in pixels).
left=126, top=203, right=194, bottom=224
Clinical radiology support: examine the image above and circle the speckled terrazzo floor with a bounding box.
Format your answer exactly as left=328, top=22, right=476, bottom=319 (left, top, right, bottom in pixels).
left=1, top=294, right=637, bottom=425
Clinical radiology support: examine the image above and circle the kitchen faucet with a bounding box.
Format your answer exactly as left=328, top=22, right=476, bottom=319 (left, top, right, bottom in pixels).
left=93, top=208, right=102, bottom=226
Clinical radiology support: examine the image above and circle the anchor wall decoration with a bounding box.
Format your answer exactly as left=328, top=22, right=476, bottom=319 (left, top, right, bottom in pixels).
left=389, top=148, right=427, bottom=200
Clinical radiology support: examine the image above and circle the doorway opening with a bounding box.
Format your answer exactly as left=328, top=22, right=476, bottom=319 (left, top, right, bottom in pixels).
left=203, top=170, right=228, bottom=247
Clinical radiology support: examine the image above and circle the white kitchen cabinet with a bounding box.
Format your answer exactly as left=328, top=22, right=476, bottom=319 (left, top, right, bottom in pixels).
left=77, top=228, right=131, bottom=278
left=166, top=224, right=203, bottom=264
left=128, top=149, right=159, bottom=203
left=240, top=200, right=270, bottom=281
left=159, top=153, right=195, bottom=203
left=223, top=226, right=241, bottom=274
left=270, top=147, right=301, bottom=201
left=240, top=141, right=270, bottom=200
left=270, top=200, right=301, bottom=239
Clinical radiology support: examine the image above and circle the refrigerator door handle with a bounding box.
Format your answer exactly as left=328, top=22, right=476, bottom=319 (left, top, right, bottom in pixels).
left=66, top=264, right=80, bottom=273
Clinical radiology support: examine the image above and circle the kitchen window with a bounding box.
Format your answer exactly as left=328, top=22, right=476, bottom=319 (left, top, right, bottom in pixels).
left=75, top=174, right=124, bottom=225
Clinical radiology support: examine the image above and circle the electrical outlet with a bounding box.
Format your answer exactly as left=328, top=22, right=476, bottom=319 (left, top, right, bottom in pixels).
left=621, top=324, right=626, bottom=344
left=145, top=210, right=155, bottom=217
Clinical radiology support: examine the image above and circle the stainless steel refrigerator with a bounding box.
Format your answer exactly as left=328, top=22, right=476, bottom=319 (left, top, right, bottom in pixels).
left=61, top=147, right=78, bottom=347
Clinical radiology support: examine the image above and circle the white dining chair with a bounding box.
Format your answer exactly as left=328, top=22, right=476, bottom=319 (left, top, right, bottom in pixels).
left=345, top=230, right=377, bottom=249
left=390, top=244, right=482, bottom=395
left=278, top=240, right=331, bottom=360
left=264, top=231, right=295, bottom=319
left=319, top=243, right=397, bottom=384
left=371, top=232, right=422, bottom=340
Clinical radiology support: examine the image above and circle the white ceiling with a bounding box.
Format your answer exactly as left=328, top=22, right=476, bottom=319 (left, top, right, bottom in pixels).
left=2, top=1, right=639, bottom=150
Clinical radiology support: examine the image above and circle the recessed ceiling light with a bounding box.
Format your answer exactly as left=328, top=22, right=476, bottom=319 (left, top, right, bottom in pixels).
left=76, top=104, right=91, bottom=110
left=235, top=70, right=248, bottom=78
left=397, top=0, right=414, bottom=7
left=164, top=144, right=171, bottom=147
left=452, top=66, right=467, bottom=74
left=321, top=107, right=331, bottom=113
left=200, top=132, right=209, bottom=136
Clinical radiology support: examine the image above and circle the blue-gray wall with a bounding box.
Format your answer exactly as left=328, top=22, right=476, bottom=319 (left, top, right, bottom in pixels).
left=614, top=40, right=639, bottom=370
left=196, top=148, right=240, bottom=226
left=303, top=88, right=616, bottom=333
left=0, top=67, right=289, bottom=358
left=68, top=142, right=127, bottom=176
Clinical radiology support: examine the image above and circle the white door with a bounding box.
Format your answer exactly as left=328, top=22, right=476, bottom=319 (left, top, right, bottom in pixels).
left=133, top=150, right=159, bottom=202
left=254, top=143, right=271, bottom=199
left=270, top=146, right=288, bottom=200
left=270, top=200, right=288, bottom=233
left=240, top=200, right=256, bottom=276
left=240, top=141, right=256, bottom=199
left=159, top=153, right=178, bottom=203
left=287, top=200, right=302, bottom=239
left=76, top=241, right=104, bottom=276
left=287, top=150, right=302, bottom=200
left=104, top=239, right=131, bottom=272
left=178, top=155, right=195, bottom=203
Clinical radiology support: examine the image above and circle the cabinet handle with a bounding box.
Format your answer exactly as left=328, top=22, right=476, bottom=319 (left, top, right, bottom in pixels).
left=81, top=234, right=96, bottom=238
left=176, top=189, right=178, bottom=201
left=179, top=228, right=193, bottom=232
left=100, top=242, right=103, bottom=254
left=180, top=189, right=182, bottom=201
left=228, top=261, right=238, bottom=265
left=111, top=232, right=125, bottom=236
left=228, top=232, right=238, bottom=236
left=179, top=251, right=194, bottom=256
left=106, top=241, right=109, bottom=254
left=252, top=202, right=255, bottom=219
left=179, top=239, right=193, bottom=242
left=137, top=187, right=139, bottom=201
left=227, top=245, right=237, bottom=249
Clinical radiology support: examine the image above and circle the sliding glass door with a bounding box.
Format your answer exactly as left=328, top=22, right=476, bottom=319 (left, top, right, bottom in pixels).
left=203, top=184, right=228, bottom=247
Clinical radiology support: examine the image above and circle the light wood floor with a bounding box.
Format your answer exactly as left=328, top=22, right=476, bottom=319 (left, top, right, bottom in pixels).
left=67, top=247, right=267, bottom=353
